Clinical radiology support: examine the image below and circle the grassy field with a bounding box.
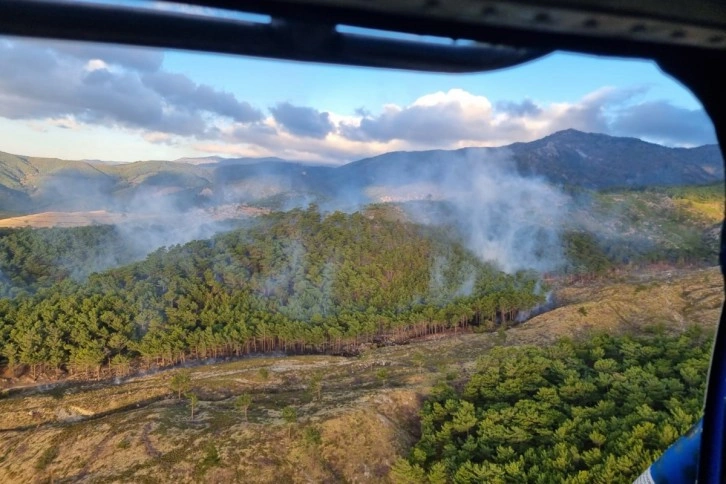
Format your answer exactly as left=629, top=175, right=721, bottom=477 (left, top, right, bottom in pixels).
left=0, top=266, right=722, bottom=483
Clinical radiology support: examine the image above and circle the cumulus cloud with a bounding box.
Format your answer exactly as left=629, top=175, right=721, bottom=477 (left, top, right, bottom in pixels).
left=495, top=99, right=542, bottom=117
left=0, top=35, right=715, bottom=163
left=142, top=71, right=262, bottom=123
left=210, top=117, right=389, bottom=163
left=52, top=41, right=164, bottom=72
left=198, top=86, right=716, bottom=164
left=338, top=87, right=715, bottom=155
left=0, top=37, right=261, bottom=139
left=340, top=89, right=495, bottom=144
left=610, top=100, right=716, bottom=146
left=270, top=102, right=334, bottom=139
left=339, top=88, right=580, bottom=146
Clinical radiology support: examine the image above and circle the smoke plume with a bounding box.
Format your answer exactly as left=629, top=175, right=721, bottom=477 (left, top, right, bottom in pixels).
left=360, top=150, right=571, bottom=273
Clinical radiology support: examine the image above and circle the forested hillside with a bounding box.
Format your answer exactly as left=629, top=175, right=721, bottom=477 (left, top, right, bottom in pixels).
left=0, top=226, right=138, bottom=297
left=567, top=184, right=722, bottom=268
left=1, top=179, right=721, bottom=380
left=395, top=183, right=722, bottom=278
left=392, top=328, right=710, bottom=483
left=0, top=207, right=544, bottom=379
left=549, top=183, right=722, bottom=277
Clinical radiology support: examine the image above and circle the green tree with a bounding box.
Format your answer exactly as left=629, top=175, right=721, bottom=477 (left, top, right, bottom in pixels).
left=170, top=370, right=192, bottom=399
left=398, top=331, right=710, bottom=482
left=281, top=406, right=298, bottom=438
left=376, top=367, right=390, bottom=386
left=234, top=393, right=252, bottom=421
left=390, top=458, right=427, bottom=484
left=308, top=372, right=323, bottom=402
left=188, top=392, right=199, bottom=421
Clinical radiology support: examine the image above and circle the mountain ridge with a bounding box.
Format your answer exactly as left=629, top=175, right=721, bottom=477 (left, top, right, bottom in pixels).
left=0, top=130, right=723, bottom=213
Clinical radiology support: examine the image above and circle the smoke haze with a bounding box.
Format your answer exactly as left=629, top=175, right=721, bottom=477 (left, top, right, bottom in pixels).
left=355, top=151, right=570, bottom=273
left=1, top=129, right=721, bottom=286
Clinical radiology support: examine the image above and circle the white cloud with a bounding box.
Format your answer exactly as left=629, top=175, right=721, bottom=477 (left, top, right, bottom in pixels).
left=142, top=131, right=174, bottom=143
left=0, top=35, right=714, bottom=163
left=187, top=86, right=715, bottom=164
left=413, top=88, right=492, bottom=111
left=85, top=59, right=109, bottom=72
left=0, top=37, right=261, bottom=140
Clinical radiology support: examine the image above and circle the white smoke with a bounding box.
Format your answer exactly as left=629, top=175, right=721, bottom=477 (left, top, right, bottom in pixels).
left=386, top=150, right=571, bottom=273
left=153, top=149, right=571, bottom=275
left=448, top=159, right=569, bottom=273
left=5, top=149, right=571, bottom=285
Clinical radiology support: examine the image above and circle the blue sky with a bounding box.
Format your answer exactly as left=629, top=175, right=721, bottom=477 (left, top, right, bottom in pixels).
left=0, top=32, right=716, bottom=165
left=163, top=50, right=701, bottom=115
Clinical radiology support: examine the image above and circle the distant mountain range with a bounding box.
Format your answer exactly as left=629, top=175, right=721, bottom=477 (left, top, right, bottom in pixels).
left=0, top=129, right=723, bottom=214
